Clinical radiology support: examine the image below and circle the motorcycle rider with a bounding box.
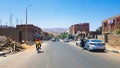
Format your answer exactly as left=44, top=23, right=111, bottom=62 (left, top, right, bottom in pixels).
left=35, top=38, right=41, bottom=50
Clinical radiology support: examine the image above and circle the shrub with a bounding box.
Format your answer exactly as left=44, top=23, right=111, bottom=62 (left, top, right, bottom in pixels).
left=115, top=29, right=120, bottom=34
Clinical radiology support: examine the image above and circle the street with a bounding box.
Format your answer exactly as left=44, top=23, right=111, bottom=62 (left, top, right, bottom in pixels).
left=0, top=41, right=120, bottom=68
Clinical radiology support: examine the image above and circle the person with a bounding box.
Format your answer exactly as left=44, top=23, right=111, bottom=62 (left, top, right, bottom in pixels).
left=35, top=38, right=41, bottom=50
left=80, top=39, right=85, bottom=47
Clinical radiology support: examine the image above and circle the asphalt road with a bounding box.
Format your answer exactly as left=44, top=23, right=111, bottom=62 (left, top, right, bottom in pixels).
left=0, top=41, right=120, bottom=68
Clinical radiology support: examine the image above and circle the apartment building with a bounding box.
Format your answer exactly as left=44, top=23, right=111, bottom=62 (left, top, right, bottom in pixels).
left=102, top=15, right=120, bottom=34
left=69, top=23, right=89, bottom=35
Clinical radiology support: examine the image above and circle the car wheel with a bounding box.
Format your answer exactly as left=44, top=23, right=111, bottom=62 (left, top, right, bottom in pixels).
left=76, top=43, right=78, bottom=46
left=88, top=46, right=92, bottom=51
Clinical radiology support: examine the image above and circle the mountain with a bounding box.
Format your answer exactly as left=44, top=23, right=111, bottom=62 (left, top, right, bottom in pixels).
left=42, top=28, right=69, bottom=35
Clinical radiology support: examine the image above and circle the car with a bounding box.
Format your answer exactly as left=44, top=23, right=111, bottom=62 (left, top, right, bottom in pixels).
left=84, top=39, right=105, bottom=51
left=56, top=38, right=60, bottom=41
left=64, top=38, right=69, bottom=42
left=76, top=40, right=81, bottom=46
left=51, top=38, right=56, bottom=42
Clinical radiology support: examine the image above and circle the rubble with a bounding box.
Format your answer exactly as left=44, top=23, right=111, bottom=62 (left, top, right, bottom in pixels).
left=0, top=36, right=24, bottom=53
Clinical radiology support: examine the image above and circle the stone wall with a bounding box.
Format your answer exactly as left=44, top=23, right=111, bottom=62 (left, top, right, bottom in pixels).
left=98, top=35, right=104, bottom=41
left=98, top=34, right=120, bottom=46
left=108, top=34, right=120, bottom=46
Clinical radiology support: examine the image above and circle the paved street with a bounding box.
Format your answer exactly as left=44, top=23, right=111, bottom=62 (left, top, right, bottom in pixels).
left=0, top=41, right=120, bottom=68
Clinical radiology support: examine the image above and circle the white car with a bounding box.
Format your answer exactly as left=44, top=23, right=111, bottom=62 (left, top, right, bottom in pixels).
left=84, top=39, right=105, bottom=51
left=76, top=40, right=81, bottom=46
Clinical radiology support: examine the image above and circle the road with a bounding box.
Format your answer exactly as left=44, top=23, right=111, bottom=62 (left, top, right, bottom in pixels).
left=0, top=41, right=120, bottom=68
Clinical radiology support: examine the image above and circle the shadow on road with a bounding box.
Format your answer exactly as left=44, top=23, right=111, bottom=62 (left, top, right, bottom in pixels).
left=37, top=51, right=44, bottom=53
left=89, top=50, right=108, bottom=53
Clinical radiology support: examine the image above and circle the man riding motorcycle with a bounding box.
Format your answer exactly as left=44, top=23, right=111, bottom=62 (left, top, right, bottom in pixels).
left=35, top=38, right=41, bottom=50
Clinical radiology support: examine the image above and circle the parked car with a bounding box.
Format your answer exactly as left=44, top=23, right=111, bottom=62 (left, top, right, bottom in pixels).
left=76, top=40, right=81, bottom=46
left=84, top=39, right=105, bottom=51
left=64, top=38, right=69, bottom=42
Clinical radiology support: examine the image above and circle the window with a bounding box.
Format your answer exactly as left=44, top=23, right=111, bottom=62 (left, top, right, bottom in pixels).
left=104, top=23, right=107, bottom=26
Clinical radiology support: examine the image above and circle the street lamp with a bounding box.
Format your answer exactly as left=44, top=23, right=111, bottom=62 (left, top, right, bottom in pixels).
left=26, top=5, right=32, bottom=43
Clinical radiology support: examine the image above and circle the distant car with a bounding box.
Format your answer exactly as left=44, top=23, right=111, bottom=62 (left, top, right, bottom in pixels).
left=84, top=39, right=105, bottom=51
left=56, top=38, right=60, bottom=41
left=51, top=38, right=56, bottom=42
left=64, top=38, right=69, bottom=42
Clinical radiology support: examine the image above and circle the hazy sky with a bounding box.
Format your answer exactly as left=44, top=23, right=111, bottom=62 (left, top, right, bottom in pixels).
left=0, top=0, right=120, bottom=31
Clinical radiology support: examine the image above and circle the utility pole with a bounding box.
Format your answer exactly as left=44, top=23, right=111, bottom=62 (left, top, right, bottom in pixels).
left=25, top=5, right=32, bottom=43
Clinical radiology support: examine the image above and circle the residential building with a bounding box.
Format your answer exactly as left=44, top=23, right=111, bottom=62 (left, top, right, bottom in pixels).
left=0, top=24, right=42, bottom=43
left=69, top=23, right=89, bottom=35
left=102, top=15, right=120, bottom=34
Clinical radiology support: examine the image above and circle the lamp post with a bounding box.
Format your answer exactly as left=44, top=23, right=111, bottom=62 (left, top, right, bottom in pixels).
left=25, top=5, right=32, bottom=43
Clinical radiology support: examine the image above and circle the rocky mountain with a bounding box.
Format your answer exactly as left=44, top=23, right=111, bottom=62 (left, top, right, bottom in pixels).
left=42, top=28, right=69, bottom=35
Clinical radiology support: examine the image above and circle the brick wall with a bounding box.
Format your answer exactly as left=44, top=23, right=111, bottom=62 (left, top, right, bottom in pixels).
left=0, top=28, right=19, bottom=41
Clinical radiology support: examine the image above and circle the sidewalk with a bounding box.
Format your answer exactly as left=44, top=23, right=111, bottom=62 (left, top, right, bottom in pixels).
left=0, top=41, right=48, bottom=57
left=68, top=41, right=120, bottom=54
left=106, top=43, right=120, bottom=54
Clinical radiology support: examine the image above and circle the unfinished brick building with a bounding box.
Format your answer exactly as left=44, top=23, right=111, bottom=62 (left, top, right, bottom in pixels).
left=69, top=23, right=89, bottom=35
left=102, top=15, right=120, bottom=34
left=0, top=24, right=42, bottom=43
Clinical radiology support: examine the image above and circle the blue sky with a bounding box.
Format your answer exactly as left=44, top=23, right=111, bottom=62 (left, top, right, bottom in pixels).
left=0, top=0, right=120, bottom=31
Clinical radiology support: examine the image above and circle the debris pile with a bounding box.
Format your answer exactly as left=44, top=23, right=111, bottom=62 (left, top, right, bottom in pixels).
left=0, top=36, right=24, bottom=53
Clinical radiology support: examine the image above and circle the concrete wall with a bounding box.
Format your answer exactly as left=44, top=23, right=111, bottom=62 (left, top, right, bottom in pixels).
left=98, top=34, right=120, bottom=46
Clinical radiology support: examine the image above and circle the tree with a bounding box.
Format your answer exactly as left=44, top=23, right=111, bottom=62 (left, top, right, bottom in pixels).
left=47, top=33, right=54, bottom=39
left=59, top=32, right=68, bottom=39
left=67, top=34, right=74, bottom=39
left=96, top=26, right=102, bottom=34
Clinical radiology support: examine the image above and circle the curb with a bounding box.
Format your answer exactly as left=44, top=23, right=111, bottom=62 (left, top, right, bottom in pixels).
left=106, top=49, right=120, bottom=54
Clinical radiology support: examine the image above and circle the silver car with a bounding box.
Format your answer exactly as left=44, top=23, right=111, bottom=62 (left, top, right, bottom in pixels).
left=84, top=39, right=105, bottom=51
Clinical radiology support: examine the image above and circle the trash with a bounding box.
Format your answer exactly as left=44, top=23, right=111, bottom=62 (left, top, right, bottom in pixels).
left=0, top=36, right=23, bottom=53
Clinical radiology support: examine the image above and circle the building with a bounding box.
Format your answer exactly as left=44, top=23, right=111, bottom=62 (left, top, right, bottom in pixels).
left=69, top=23, right=89, bottom=35
left=102, top=15, right=120, bottom=34
left=0, top=24, right=42, bottom=43
left=69, top=23, right=89, bottom=40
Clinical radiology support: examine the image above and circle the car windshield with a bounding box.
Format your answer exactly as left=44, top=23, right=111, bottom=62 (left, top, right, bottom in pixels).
left=91, top=40, right=102, bottom=42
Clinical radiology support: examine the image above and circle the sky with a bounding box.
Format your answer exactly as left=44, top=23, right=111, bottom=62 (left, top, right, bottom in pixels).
left=0, top=0, right=120, bottom=31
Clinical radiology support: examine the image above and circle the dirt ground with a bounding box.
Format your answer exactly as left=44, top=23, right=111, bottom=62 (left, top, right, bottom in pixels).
left=21, top=44, right=35, bottom=50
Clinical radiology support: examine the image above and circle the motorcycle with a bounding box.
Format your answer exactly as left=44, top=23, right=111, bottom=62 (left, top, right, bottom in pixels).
left=36, top=44, right=41, bottom=53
